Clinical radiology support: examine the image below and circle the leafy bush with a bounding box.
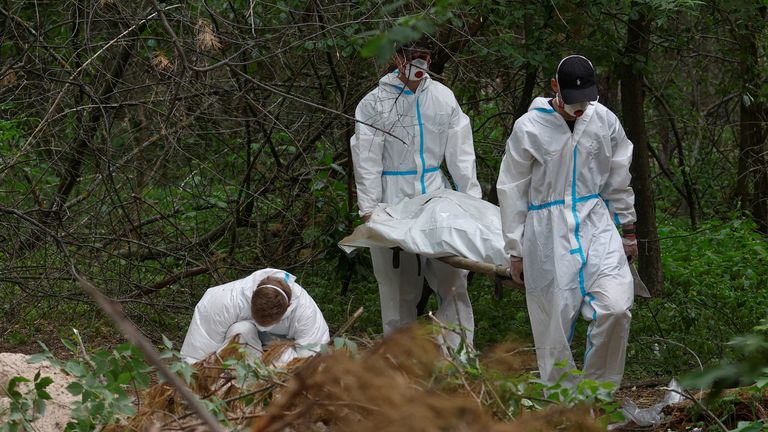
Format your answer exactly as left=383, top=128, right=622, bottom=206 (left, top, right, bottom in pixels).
left=0, top=371, right=53, bottom=432
left=626, top=216, right=768, bottom=377
left=29, top=332, right=155, bottom=432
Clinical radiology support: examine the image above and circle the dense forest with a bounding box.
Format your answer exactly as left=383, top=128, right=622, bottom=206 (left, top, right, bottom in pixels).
left=0, top=1, right=767, bottom=431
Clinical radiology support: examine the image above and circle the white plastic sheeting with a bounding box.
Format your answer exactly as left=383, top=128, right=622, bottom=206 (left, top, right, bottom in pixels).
left=339, top=189, right=508, bottom=267
left=339, top=189, right=649, bottom=298
left=608, top=379, right=684, bottom=430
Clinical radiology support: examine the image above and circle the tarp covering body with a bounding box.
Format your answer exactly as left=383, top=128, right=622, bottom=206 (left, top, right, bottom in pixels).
left=339, top=189, right=508, bottom=267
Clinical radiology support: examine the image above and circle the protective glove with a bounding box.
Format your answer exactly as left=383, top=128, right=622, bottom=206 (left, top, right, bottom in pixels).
left=509, top=256, right=524, bottom=286
left=623, top=237, right=639, bottom=263
left=621, top=223, right=639, bottom=263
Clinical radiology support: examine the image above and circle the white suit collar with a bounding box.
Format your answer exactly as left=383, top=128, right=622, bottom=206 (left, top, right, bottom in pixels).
left=527, top=97, right=596, bottom=142
left=378, top=71, right=431, bottom=95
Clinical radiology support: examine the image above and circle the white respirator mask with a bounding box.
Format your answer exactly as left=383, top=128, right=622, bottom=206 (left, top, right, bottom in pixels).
left=558, top=94, right=592, bottom=117
left=405, top=58, right=429, bottom=81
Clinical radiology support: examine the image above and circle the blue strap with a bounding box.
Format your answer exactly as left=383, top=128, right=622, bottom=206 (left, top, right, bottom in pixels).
left=528, top=199, right=565, bottom=211
left=528, top=194, right=601, bottom=211
left=382, top=166, right=440, bottom=176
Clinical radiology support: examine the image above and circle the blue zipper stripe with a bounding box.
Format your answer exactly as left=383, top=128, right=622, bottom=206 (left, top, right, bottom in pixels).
left=283, top=272, right=291, bottom=282
left=382, top=166, right=440, bottom=176
left=534, top=107, right=556, bottom=113
left=571, top=146, right=586, bottom=292
left=569, top=145, right=597, bottom=365
left=416, top=98, right=427, bottom=194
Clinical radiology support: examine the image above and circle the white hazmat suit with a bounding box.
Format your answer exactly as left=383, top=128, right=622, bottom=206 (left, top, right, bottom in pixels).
left=497, top=97, right=635, bottom=386
left=351, top=71, right=481, bottom=347
left=180, top=268, right=330, bottom=367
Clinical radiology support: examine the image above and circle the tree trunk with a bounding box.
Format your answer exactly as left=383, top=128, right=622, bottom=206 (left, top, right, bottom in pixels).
left=735, top=4, right=768, bottom=233
left=620, top=4, right=665, bottom=296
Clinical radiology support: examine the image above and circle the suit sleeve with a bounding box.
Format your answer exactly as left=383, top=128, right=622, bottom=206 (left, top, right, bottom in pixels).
left=180, top=286, right=245, bottom=363
left=600, top=115, right=636, bottom=225
left=444, top=95, right=482, bottom=198
left=350, top=93, right=385, bottom=215
left=497, top=124, right=534, bottom=258
left=274, top=292, right=330, bottom=366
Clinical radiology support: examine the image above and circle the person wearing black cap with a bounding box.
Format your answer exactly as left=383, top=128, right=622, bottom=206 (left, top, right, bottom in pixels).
left=496, top=55, right=638, bottom=387
left=350, top=38, right=481, bottom=349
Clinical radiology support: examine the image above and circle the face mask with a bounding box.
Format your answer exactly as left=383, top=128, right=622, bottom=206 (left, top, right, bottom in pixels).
left=557, top=94, right=590, bottom=117
left=405, top=58, right=429, bottom=81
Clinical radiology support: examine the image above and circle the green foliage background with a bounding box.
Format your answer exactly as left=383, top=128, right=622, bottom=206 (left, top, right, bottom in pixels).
left=0, top=0, right=765, bottom=397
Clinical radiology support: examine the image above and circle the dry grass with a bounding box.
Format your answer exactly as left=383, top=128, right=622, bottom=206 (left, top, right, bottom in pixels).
left=108, top=326, right=605, bottom=431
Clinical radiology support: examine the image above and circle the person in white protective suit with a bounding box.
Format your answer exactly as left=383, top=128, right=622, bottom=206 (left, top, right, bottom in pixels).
left=350, top=39, right=482, bottom=348
left=180, top=268, right=330, bottom=367
left=497, top=55, right=639, bottom=387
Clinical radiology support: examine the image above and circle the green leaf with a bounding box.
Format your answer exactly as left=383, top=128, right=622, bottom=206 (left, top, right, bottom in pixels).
left=61, top=338, right=77, bottom=354
left=66, top=382, right=84, bottom=396
left=34, top=397, right=47, bottom=416
left=35, top=376, right=54, bottom=391
left=63, top=361, right=87, bottom=377
left=730, top=421, right=764, bottom=432
left=116, top=372, right=132, bottom=385
left=161, top=335, right=174, bottom=350
left=27, top=352, right=52, bottom=365
left=755, top=376, right=768, bottom=389
left=36, top=390, right=52, bottom=401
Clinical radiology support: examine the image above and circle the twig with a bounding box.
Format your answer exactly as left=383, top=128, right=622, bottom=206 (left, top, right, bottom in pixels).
left=331, top=306, right=363, bottom=339
left=17, top=5, right=180, bottom=156
left=663, top=387, right=728, bottom=432
left=636, top=336, right=704, bottom=372
left=72, top=328, right=96, bottom=371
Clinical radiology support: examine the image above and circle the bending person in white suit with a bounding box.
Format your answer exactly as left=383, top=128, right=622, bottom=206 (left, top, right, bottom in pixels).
left=497, top=55, right=638, bottom=387
left=350, top=38, right=482, bottom=348
left=180, top=268, right=330, bottom=367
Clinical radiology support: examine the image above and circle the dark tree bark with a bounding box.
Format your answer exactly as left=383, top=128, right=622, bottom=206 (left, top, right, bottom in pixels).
left=620, top=4, right=665, bottom=296
left=734, top=4, right=768, bottom=233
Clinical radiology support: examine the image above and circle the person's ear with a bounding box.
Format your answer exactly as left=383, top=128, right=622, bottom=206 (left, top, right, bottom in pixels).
left=550, top=78, right=559, bottom=93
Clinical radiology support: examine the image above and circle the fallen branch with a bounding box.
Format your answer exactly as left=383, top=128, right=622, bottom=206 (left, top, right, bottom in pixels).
left=130, top=263, right=215, bottom=298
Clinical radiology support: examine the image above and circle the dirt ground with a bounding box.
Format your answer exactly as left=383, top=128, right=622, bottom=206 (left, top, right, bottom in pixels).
left=0, top=352, right=77, bottom=431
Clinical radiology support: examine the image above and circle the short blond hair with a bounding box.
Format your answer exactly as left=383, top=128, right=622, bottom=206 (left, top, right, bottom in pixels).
left=251, top=276, right=292, bottom=325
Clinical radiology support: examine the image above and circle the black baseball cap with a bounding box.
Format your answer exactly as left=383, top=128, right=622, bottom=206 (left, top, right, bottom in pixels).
left=556, top=55, right=598, bottom=104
